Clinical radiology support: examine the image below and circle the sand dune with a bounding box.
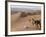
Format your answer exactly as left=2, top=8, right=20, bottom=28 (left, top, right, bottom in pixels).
left=11, top=12, right=41, bottom=32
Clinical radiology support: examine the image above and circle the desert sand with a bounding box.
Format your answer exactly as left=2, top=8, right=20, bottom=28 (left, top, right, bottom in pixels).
left=11, top=12, right=41, bottom=32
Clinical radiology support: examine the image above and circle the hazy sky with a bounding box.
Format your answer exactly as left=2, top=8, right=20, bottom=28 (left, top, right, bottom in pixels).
left=11, top=4, right=41, bottom=12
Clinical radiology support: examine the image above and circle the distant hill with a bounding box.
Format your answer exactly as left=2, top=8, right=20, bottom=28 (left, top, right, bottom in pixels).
left=11, top=10, right=41, bottom=15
